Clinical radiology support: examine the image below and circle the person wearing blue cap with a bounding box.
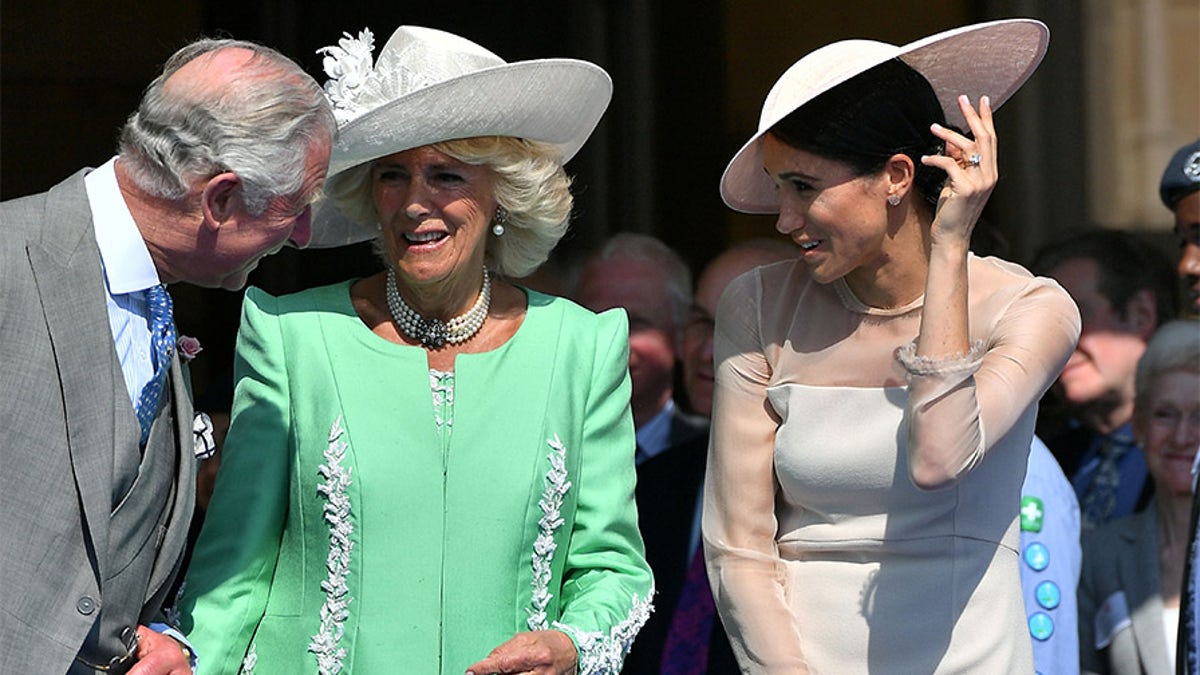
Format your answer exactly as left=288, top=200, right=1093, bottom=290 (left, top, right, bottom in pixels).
left=1160, top=139, right=1200, bottom=317
left=1161, top=139, right=1200, bottom=674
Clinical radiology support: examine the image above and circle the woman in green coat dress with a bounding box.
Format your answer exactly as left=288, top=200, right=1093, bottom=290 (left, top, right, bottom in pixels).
left=178, top=25, right=652, bottom=674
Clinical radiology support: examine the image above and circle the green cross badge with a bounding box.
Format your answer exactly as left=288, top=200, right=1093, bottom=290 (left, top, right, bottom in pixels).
left=1020, top=496, right=1045, bottom=532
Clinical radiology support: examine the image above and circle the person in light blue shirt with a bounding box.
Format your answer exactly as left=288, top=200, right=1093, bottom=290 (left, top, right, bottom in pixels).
left=1020, top=436, right=1081, bottom=675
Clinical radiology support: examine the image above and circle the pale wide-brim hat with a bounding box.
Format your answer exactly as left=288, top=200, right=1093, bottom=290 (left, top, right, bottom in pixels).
left=308, top=25, right=613, bottom=248
left=720, top=18, right=1049, bottom=214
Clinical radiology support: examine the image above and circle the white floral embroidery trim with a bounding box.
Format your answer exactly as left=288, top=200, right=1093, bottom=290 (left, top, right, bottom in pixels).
left=527, top=435, right=572, bottom=631
left=308, top=416, right=354, bottom=675
left=552, top=591, right=654, bottom=675
left=241, top=642, right=257, bottom=674
left=430, top=369, right=455, bottom=432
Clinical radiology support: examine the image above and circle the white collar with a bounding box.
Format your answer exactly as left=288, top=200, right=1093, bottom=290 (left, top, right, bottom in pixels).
left=85, top=157, right=161, bottom=294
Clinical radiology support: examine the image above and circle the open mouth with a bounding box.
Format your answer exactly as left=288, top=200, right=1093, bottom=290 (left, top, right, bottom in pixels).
left=799, top=240, right=821, bottom=251
left=404, top=231, right=448, bottom=244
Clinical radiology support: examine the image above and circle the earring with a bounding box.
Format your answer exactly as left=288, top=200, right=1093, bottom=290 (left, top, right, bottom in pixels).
left=887, top=194, right=901, bottom=206
left=492, top=205, right=508, bottom=236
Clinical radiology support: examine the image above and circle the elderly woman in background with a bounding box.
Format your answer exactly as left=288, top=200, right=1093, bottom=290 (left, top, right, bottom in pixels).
left=1079, top=319, right=1200, bottom=674
left=704, top=19, right=1080, bottom=672
left=179, top=25, right=652, bottom=674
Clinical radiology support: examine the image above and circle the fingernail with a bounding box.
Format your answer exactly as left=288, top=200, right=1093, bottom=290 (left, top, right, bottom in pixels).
left=959, top=94, right=970, bottom=104
left=982, top=95, right=990, bottom=107
left=931, top=123, right=943, bottom=131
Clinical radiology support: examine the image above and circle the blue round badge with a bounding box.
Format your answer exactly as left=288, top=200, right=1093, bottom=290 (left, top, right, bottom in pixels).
left=1036, top=581, right=1061, bottom=609
left=1023, top=542, right=1049, bottom=571
left=1028, top=612, right=1054, bottom=641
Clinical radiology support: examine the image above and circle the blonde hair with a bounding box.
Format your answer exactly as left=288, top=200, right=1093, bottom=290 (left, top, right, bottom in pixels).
left=324, top=136, right=573, bottom=277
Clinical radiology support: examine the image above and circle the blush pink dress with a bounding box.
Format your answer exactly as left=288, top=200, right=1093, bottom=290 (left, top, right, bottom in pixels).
left=703, top=254, right=1080, bottom=673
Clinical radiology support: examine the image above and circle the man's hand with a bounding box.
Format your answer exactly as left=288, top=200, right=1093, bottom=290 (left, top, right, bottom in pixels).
left=127, top=625, right=192, bottom=675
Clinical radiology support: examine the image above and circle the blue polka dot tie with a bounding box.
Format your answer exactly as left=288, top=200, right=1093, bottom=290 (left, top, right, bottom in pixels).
left=135, top=284, right=176, bottom=446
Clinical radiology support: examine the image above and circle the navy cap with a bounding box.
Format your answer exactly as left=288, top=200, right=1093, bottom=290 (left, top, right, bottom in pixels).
left=1160, top=139, right=1200, bottom=209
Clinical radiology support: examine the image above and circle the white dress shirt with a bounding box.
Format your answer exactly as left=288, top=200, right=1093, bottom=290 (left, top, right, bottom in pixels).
left=84, top=157, right=163, bottom=404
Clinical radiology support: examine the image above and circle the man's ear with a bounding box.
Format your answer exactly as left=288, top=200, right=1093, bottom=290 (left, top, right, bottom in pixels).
left=1124, top=288, right=1158, bottom=340
left=200, top=172, right=242, bottom=230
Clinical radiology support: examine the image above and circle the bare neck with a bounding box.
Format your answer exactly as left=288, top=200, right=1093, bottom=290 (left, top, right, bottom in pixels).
left=113, top=159, right=194, bottom=284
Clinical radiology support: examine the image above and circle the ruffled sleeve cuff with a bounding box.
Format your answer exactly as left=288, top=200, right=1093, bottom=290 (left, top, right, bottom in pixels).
left=895, top=339, right=986, bottom=377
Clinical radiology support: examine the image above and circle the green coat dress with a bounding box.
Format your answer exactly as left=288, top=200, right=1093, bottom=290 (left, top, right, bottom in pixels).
left=178, top=281, right=653, bottom=674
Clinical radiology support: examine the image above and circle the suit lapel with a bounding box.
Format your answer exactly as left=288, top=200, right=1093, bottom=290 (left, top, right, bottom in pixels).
left=25, top=171, right=117, bottom=583
left=1123, top=506, right=1173, bottom=673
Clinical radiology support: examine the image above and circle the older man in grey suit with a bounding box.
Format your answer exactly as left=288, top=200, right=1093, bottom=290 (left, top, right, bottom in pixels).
left=0, top=39, right=334, bottom=674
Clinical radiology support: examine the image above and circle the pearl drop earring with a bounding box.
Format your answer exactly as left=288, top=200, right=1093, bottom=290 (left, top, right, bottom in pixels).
left=492, top=205, right=508, bottom=236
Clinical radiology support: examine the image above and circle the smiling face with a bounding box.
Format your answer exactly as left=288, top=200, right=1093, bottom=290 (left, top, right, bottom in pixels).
left=372, top=145, right=496, bottom=309
left=682, top=245, right=794, bottom=417
left=761, top=134, right=895, bottom=287
left=195, top=131, right=331, bottom=290
left=1137, top=369, right=1200, bottom=497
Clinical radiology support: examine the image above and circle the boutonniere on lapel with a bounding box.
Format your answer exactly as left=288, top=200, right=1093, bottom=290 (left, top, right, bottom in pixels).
left=193, top=411, right=218, bottom=459
left=178, top=335, right=203, bottom=361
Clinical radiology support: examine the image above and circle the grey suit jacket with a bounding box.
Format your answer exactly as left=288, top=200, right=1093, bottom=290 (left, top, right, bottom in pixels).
left=1080, top=504, right=1174, bottom=675
left=0, top=171, right=196, bottom=673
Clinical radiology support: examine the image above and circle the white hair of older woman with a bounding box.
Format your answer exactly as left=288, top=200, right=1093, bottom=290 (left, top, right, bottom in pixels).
left=1134, top=318, right=1200, bottom=412
left=325, top=136, right=573, bottom=279
left=118, top=38, right=336, bottom=215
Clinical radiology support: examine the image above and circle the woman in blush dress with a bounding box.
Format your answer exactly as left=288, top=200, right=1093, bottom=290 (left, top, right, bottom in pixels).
left=704, top=20, right=1081, bottom=673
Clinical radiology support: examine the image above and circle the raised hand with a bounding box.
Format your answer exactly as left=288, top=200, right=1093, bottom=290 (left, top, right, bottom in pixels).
left=921, top=94, right=998, bottom=248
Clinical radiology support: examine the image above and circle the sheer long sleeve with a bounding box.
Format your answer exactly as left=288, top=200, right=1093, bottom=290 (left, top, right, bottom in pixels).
left=899, top=272, right=1080, bottom=487
left=703, top=270, right=807, bottom=672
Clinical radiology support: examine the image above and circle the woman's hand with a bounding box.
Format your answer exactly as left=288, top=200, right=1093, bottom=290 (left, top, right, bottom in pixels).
left=922, top=94, right=998, bottom=249
left=465, top=630, right=578, bottom=675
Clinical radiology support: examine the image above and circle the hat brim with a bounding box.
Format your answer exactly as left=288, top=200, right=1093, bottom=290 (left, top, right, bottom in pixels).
left=329, top=58, right=611, bottom=177
left=309, top=59, right=612, bottom=248
left=720, top=19, right=1049, bottom=214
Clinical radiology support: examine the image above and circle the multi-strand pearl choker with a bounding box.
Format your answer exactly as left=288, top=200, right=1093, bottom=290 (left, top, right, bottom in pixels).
left=386, top=267, right=491, bottom=349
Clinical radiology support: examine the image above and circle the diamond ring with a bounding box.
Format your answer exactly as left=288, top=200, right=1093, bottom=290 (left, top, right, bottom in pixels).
left=967, top=152, right=983, bottom=167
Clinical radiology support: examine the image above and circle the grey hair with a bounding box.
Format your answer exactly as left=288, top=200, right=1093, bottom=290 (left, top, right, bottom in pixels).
left=118, top=38, right=336, bottom=215
left=325, top=136, right=573, bottom=278
left=586, top=233, right=693, bottom=331
left=1134, top=318, right=1200, bottom=413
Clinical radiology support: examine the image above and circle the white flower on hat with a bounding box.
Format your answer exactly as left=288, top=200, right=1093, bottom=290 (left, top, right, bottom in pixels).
left=318, top=29, right=377, bottom=123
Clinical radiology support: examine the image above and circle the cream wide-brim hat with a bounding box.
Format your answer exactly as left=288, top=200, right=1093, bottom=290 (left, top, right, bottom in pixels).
left=720, top=18, right=1049, bottom=214
left=308, top=25, right=613, bottom=248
